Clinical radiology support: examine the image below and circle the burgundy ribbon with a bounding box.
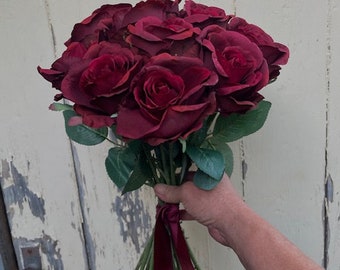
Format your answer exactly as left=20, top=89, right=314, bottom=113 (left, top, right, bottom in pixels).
left=154, top=203, right=195, bottom=270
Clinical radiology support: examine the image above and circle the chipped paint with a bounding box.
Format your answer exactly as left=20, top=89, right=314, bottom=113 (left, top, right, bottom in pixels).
left=240, top=141, right=247, bottom=199
left=68, top=144, right=96, bottom=269
left=323, top=173, right=334, bottom=269
left=325, top=175, right=334, bottom=203
left=322, top=196, right=331, bottom=269
left=14, top=232, right=63, bottom=270
left=43, top=0, right=57, bottom=57
left=241, top=160, right=248, bottom=181
left=113, top=190, right=152, bottom=253
left=323, top=0, right=333, bottom=266
left=0, top=160, right=46, bottom=223
left=81, top=215, right=96, bottom=269
left=0, top=178, right=18, bottom=269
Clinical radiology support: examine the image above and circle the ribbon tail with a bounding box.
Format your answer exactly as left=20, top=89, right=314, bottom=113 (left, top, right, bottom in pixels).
left=154, top=216, right=174, bottom=270
left=170, top=223, right=195, bottom=270
left=153, top=203, right=196, bottom=270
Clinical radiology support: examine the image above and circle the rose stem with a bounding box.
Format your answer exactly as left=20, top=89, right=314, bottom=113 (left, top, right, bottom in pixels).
left=160, top=144, right=171, bottom=185
left=169, top=142, right=176, bottom=186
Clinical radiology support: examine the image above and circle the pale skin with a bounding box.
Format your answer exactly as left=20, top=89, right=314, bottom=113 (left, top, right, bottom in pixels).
left=154, top=173, right=323, bottom=270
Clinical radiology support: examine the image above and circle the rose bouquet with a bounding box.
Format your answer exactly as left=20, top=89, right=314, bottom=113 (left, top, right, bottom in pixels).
left=38, top=0, right=289, bottom=268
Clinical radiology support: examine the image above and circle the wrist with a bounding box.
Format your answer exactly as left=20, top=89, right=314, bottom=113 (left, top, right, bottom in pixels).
left=212, top=190, right=250, bottom=247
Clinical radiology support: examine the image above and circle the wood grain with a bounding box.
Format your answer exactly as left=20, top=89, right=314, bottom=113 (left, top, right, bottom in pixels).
left=0, top=186, right=18, bottom=270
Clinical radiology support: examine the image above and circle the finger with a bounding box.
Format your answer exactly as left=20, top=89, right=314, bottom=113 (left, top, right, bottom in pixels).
left=154, top=184, right=182, bottom=204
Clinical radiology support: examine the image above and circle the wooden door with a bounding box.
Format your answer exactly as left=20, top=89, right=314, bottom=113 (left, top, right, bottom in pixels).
left=1, top=0, right=339, bottom=269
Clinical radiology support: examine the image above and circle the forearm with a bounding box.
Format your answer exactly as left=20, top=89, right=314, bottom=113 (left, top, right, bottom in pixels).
left=223, top=204, right=323, bottom=270
left=154, top=176, right=323, bottom=269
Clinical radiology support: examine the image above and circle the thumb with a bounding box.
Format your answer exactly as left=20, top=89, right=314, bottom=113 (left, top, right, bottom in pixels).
left=154, top=184, right=182, bottom=203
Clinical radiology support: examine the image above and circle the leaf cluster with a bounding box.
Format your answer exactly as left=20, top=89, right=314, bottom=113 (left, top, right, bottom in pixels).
left=52, top=100, right=271, bottom=192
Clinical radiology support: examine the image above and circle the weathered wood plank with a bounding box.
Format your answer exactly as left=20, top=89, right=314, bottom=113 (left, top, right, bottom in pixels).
left=326, top=0, right=340, bottom=269
left=42, top=0, right=233, bottom=268
left=63, top=142, right=156, bottom=269
left=41, top=0, right=157, bottom=267
left=0, top=186, right=18, bottom=270
left=235, top=0, right=326, bottom=266
left=2, top=0, right=340, bottom=269
left=0, top=1, right=89, bottom=269
left=182, top=1, right=245, bottom=268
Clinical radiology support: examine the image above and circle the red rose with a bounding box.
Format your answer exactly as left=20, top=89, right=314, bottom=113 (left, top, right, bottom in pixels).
left=197, top=25, right=269, bottom=115
left=122, top=0, right=180, bottom=26
left=116, top=53, right=218, bottom=145
left=66, top=4, right=132, bottom=48
left=38, top=42, right=87, bottom=90
left=183, top=0, right=232, bottom=29
left=226, top=17, right=289, bottom=80
left=40, top=42, right=142, bottom=128
left=126, top=16, right=200, bottom=56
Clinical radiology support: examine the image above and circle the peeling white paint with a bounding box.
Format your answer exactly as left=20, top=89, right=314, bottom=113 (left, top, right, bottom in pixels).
left=114, top=190, right=152, bottom=254
left=1, top=160, right=46, bottom=223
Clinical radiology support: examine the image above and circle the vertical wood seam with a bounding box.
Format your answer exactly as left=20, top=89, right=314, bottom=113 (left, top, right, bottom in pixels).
left=43, top=0, right=57, bottom=58
left=42, top=1, right=92, bottom=269
left=69, top=143, right=95, bottom=270
left=233, top=6, right=247, bottom=201
left=0, top=184, right=18, bottom=269
left=323, top=0, right=333, bottom=268
left=240, top=140, right=247, bottom=200
left=231, top=0, right=237, bottom=15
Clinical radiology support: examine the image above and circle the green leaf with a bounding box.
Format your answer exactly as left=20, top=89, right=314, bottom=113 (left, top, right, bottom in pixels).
left=63, top=110, right=108, bottom=146
left=203, top=140, right=233, bottom=177
left=213, top=100, right=271, bottom=142
left=187, top=119, right=209, bottom=146
left=49, top=102, right=73, bottom=111
left=121, top=167, right=146, bottom=194
left=122, top=152, right=152, bottom=194
left=218, top=143, right=233, bottom=177
left=193, top=169, right=222, bottom=190
left=186, top=145, right=224, bottom=181
left=105, top=147, right=137, bottom=189
left=127, top=140, right=142, bottom=154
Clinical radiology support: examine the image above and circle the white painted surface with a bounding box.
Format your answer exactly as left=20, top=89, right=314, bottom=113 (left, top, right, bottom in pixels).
left=236, top=0, right=327, bottom=265
left=326, top=0, right=340, bottom=269
left=0, top=0, right=339, bottom=269
left=0, top=1, right=89, bottom=269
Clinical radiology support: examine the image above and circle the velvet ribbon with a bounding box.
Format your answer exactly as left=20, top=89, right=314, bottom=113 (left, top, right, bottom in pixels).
left=153, top=203, right=195, bottom=270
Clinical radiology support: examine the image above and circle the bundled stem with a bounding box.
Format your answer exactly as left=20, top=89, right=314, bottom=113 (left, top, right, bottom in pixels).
left=135, top=231, right=154, bottom=270
left=135, top=218, right=201, bottom=270
left=136, top=141, right=200, bottom=270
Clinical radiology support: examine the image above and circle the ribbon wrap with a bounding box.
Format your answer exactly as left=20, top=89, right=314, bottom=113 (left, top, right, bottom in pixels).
left=154, top=203, right=195, bottom=270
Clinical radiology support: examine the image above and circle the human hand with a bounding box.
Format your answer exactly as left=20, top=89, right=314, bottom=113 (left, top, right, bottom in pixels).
left=154, top=173, right=245, bottom=247
left=155, top=174, right=323, bottom=270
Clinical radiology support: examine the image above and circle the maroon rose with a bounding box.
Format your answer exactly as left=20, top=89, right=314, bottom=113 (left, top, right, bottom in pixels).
left=197, top=25, right=269, bottom=115
left=66, top=4, right=133, bottom=48
left=122, top=0, right=180, bottom=26
left=40, top=41, right=142, bottom=128
left=183, top=0, right=232, bottom=29
left=116, top=53, right=218, bottom=145
left=226, top=17, right=289, bottom=80
left=126, top=16, right=200, bottom=56
left=38, top=42, right=87, bottom=91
